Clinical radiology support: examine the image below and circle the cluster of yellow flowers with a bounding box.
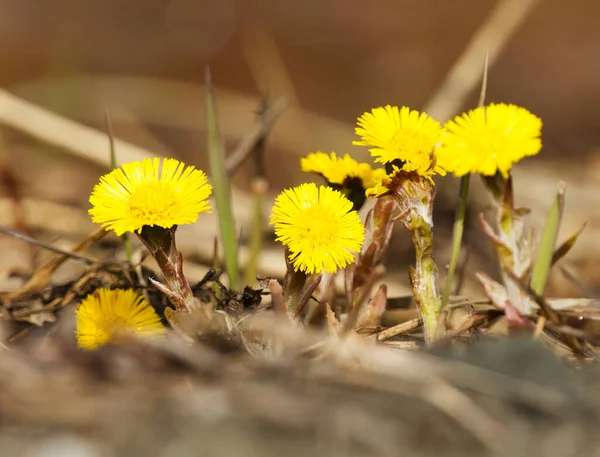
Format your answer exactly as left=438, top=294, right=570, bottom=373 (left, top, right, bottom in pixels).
left=351, top=102, right=542, bottom=196
left=299, top=103, right=542, bottom=199
left=78, top=100, right=542, bottom=350
left=82, top=156, right=368, bottom=349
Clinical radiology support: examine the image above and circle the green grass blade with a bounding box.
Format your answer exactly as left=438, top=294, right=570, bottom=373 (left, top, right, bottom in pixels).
left=530, top=181, right=566, bottom=296
left=204, top=67, right=239, bottom=290
left=441, top=174, right=470, bottom=309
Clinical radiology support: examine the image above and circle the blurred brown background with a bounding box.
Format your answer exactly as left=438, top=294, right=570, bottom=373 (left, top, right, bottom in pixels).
left=0, top=0, right=598, bottom=298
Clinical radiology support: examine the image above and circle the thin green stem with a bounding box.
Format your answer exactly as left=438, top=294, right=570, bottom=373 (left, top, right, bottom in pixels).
left=244, top=178, right=266, bottom=286
left=441, top=174, right=470, bottom=309
left=243, top=99, right=268, bottom=287
left=104, top=109, right=133, bottom=266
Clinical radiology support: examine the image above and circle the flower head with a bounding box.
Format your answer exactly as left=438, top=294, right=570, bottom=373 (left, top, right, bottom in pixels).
left=301, top=151, right=385, bottom=189
left=436, top=103, right=542, bottom=177
left=301, top=151, right=387, bottom=210
left=353, top=105, right=444, bottom=179
left=76, top=288, right=166, bottom=350
left=89, top=158, right=212, bottom=236
left=270, top=183, right=365, bottom=274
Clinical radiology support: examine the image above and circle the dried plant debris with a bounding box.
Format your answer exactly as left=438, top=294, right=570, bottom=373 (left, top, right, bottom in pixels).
left=191, top=268, right=268, bottom=315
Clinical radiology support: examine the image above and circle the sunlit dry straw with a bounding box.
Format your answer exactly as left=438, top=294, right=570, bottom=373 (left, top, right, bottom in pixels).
left=0, top=89, right=159, bottom=167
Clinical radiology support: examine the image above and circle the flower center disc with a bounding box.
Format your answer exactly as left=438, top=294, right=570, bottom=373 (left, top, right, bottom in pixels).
left=391, top=130, right=429, bottom=155
left=127, top=183, right=177, bottom=223
left=301, top=206, right=338, bottom=246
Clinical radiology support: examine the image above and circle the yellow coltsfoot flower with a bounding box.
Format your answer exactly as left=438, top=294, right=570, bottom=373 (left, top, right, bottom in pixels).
left=301, top=151, right=387, bottom=210
left=301, top=151, right=386, bottom=189
left=89, top=158, right=212, bottom=236
left=436, top=103, right=543, bottom=177
left=353, top=105, right=445, bottom=179
left=76, top=288, right=166, bottom=350
left=270, top=183, right=365, bottom=274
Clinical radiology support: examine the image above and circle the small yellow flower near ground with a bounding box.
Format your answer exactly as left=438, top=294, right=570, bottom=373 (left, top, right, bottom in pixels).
left=76, top=288, right=166, bottom=350
left=89, top=158, right=212, bottom=236
left=436, top=103, right=543, bottom=177
left=353, top=105, right=445, bottom=179
left=300, top=151, right=386, bottom=189
left=270, top=183, right=365, bottom=274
